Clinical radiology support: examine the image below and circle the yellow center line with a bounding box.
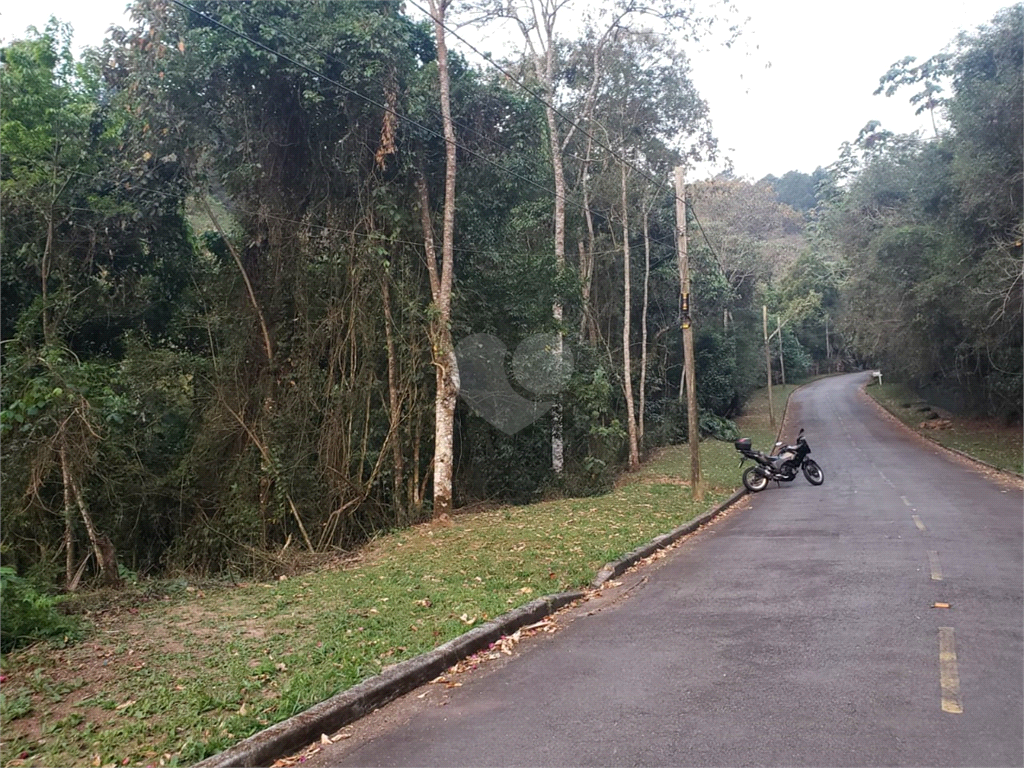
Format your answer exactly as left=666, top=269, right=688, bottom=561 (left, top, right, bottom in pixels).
left=939, top=627, right=963, bottom=714
left=913, top=515, right=926, bottom=532
left=928, top=551, right=943, bottom=581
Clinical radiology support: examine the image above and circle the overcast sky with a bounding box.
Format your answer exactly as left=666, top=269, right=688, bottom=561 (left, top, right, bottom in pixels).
left=1, top=0, right=1016, bottom=181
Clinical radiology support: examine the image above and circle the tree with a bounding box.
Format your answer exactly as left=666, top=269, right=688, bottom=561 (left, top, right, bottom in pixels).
left=459, top=0, right=726, bottom=473
left=875, top=53, right=953, bottom=137
left=819, top=5, right=1022, bottom=419
left=759, top=168, right=828, bottom=214
left=688, top=177, right=804, bottom=301
left=421, top=0, right=459, bottom=517
left=2, top=21, right=198, bottom=587
left=111, top=0, right=443, bottom=565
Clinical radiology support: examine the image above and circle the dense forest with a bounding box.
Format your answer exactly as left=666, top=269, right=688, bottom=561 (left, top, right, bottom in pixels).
left=1, top=0, right=1020, bottom=590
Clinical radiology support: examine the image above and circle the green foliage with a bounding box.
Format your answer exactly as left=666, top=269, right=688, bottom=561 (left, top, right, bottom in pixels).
left=699, top=412, right=739, bottom=441
left=779, top=329, right=813, bottom=380
left=561, top=360, right=627, bottom=495
left=0, top=567, right=80, bottom=651
left=759, top=168, right=829, bottom=214
left=819, top=5, right=1022, bottom=420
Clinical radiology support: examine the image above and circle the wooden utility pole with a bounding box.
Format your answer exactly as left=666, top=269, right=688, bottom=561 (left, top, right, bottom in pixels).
left=675, top=167, right=702, bottom=500
left=763, top=305, right=775, bottom=428
left=777, top=316, right=786, bottom=386
left=825, top=314, right=831, bottom=362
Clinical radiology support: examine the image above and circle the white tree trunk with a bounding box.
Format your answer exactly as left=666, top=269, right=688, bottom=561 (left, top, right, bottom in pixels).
left=621, top=164, right=639, bottom=469
left=423, top=0, right=459, bottom=517
left=546, top=99, right=566, bottom=475
left=639, top=208, right=651, bottom=444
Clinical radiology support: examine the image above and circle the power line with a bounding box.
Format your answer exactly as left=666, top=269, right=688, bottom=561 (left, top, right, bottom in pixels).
left=686, top=200, right=726, bottom=273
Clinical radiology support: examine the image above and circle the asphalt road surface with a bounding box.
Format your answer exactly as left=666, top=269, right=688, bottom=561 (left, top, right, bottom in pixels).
left=307, top=372, right=1023, bottom=767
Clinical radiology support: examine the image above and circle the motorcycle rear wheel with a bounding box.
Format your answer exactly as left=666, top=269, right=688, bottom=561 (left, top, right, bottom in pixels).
left=802, top=459, right=824, bottom=485
left=743, top=466, right=769, bottom=492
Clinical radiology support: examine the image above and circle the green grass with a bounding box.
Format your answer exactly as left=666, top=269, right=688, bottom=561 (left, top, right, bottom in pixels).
left=865, top=381, right=1023, bottom=475
left=0, top=385, right=790, bottom=768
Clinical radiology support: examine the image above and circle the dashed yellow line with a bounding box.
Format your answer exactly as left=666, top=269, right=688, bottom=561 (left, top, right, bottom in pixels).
left=939, top=627, right=963, bottom=713
left=928, top=551, right=943, bottom=581
left=912, top=515, right=926, bottom=532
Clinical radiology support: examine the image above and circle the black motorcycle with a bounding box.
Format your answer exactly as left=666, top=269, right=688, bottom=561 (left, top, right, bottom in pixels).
left=734, top=428, right=824, bottom=492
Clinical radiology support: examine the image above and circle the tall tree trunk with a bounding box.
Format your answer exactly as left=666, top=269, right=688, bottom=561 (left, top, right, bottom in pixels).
left=541, top=38, right=567, bottom=474
left=639, top=208, right=652, bottom=445
left=504, top=1, right=623, bottom=471
left=422, top=0, right=459, bottom=519
left=548, top=94, right=566, bottom=475
left=62, top=447, right=75, bottom=590
left=381, top=275, right=405, bottom=521
left=201, top=197, right=273, bottom=365
left=60, top=443, right=120, bottom=588
left=621, top=164, right=639, bottom=470
left=579, top=135, right=600, bottom=345
left=777, top=316, right=786, bottom=386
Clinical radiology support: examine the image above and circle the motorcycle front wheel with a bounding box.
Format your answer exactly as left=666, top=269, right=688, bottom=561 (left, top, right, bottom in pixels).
left=802, top=459, right=824, bottom=485
left=743, top=466, right=770, bottom=492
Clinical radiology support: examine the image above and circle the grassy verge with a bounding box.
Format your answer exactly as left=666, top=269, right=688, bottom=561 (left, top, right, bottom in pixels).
left=0, top=385, right=792, bottom=768
left=864, top=381, right=1023, bottom=475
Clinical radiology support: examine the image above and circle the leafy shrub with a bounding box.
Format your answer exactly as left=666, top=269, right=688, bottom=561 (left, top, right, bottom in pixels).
left=0, top=566, right=80, bottom=652
left=699, top=412, right=739, bottom=441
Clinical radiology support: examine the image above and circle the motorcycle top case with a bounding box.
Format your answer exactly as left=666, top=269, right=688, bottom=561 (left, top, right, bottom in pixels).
left=734, top=437, right=752, bottom=451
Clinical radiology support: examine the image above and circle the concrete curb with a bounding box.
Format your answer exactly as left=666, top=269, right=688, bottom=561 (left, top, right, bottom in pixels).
left=861, top=381, right=1024, bottom=480
left=193, top=592, right=583, bottom=768
left=590, top=487, right=748, bottom=589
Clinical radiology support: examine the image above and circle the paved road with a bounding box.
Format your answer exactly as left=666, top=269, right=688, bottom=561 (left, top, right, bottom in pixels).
left=309, top=372, right=1023, bottom=767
